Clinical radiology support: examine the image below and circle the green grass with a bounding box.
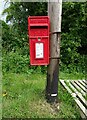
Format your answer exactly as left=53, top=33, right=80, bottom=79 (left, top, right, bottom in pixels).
left=0, top=72, right=2, bottom=119
left=60, top=71, right=85, bottom=80
left=2, top=72, right=82, bottom=118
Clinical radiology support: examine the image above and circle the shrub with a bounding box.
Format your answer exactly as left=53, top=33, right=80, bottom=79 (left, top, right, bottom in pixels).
left=2, top=50, right=30, bottom=73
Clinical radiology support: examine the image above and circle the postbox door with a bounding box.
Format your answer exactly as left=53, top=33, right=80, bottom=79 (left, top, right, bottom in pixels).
left=28, top=16, right=49, bottom=65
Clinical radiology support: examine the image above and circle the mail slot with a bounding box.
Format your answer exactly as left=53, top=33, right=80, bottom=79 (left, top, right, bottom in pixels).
left=28, top=16, right=50, bottom=65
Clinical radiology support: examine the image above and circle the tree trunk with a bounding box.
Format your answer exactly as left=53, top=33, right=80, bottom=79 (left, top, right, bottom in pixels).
left=46, top=0, right=62, bottom=103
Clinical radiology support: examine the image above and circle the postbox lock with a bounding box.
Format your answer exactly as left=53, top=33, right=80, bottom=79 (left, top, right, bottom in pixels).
left=38, top=37, right=41, bottom=41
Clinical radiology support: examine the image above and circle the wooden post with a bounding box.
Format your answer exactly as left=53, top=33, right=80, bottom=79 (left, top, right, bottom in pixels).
left=46, top=0, right=62, bottom=103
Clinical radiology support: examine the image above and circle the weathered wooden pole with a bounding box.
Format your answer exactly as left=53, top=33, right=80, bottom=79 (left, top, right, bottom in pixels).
left=46, top=0, right=62, bottom=103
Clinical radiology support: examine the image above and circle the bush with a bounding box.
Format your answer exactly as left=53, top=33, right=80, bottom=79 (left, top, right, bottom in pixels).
left=2, top=49, right=86, bottom=76
left=2, top=50, right=30, bottom=73
left=2, top=50, right=47, bottom=74
left=60, top=54, right=87, bottom=78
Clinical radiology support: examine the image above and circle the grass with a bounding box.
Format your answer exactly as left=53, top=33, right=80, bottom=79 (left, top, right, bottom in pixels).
left=2, top=72, right=83, bottom=119
left=0, top=71, right=2, bottom=119
left=60, top=71, right=85, bottom=80
left=85, top=95, right=87, bottom=101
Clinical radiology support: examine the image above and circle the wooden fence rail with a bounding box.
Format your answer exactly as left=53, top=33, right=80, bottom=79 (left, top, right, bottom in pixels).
left=60, top=80, right=87, bottom=118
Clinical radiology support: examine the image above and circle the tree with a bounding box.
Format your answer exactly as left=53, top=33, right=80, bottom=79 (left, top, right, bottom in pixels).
left=2, top=2, right=47, bottom=54
left=2, top=1, right=87, bottom=74
left=60, top=2, right=87, bottom=72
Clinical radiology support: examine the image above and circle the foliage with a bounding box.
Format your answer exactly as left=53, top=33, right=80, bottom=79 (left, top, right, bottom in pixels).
left=2, top=50, right=33, bottom=74
left=2, top=1, right=87, bottom=74
left=2, top=49, right=47, bottom=74
left=2, top=2, right=47, bottom=52
left=60, top=2, right=87, bottom=73
left=2, top=50, right=29, bottom=73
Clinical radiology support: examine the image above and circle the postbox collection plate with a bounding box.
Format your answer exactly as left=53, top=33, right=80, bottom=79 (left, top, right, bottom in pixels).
left=35, top=43, right=44, bottom=59
left=28, top=16, right=50, bottom=65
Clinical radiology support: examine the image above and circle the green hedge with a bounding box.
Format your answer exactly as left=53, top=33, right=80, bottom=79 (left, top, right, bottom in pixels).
left=2, top=50, right=87, bottom=77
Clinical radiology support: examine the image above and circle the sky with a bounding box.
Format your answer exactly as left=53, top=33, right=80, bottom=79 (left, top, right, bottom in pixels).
left=0, top=0, right=5, bottom=20
left=0, top=0, right=9, bottom=21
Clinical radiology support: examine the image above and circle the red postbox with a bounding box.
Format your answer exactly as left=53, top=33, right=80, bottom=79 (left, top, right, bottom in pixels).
left=28, top=16, right=50, bottom=65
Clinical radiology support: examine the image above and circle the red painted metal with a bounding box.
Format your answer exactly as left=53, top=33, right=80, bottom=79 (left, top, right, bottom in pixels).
left=28, top=16, right=50, bottom=65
